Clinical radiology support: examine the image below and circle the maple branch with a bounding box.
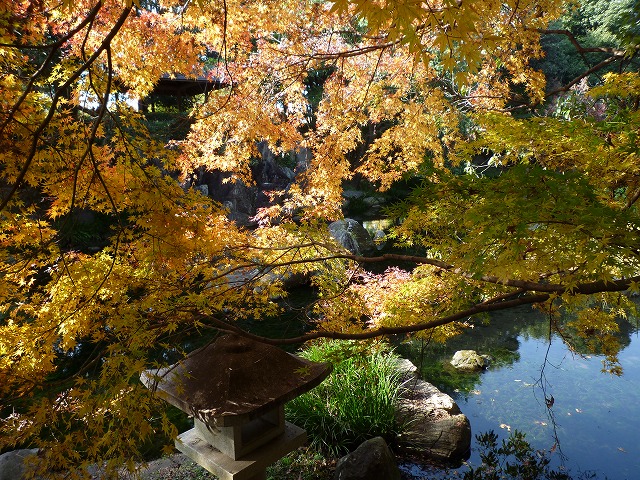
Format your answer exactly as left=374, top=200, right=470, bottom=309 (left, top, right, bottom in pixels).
left=182, top=244, right=640, bottom=345
left=232, top=244, right=640, bottom=297
left=0, top=3, right=103, bottom=138
left=546, top=55, right=621, bottom=97
left=359, top=47, right=387, bottom=110
left=507, top=0, right=520, bottom=26
left=537, top=28, right=628, bottom=56
left=345, top=253, right=640, bottom=295
left=200, top=269, right=640, bottom=346
left=0, top=5, right=133, bottom=213
left=625, top=187, right=640, bottom=209
left=0, top=2, right=102, bottom=49
left=536, top=28, right=635, bottom=98
left=479, top=288, right=527, bottom=305
left=201, top=292, right=552, bottom=345
left=298, top=42, right=397, bottom=61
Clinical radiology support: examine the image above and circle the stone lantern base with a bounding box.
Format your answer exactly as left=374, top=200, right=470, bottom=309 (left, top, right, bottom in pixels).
left=194, top=405, right=286, bottom=460
left=176, top=422, right=306, bottom=480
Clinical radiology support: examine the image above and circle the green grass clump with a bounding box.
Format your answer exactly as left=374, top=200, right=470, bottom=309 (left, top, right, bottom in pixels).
left=286, top=340, right=405, bottom=456
left=266, top=448, right=334, bottom=480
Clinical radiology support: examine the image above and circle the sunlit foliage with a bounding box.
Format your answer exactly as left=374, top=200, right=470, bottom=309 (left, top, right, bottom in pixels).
left=1, top=0, right=639, bottom=476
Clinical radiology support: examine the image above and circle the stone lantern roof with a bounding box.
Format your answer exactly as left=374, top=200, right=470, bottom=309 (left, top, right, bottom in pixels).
left=143, top=334, right=331, bottom=427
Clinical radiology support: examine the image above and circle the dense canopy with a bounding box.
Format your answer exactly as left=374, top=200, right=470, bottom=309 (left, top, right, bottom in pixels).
left=1, top=0, right=639, bottom=476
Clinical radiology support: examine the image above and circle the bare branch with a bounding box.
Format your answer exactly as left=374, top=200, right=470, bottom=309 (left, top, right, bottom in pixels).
left=547, top=55, right=621, bottom=96
left=538, top=28, right=628, bottom=56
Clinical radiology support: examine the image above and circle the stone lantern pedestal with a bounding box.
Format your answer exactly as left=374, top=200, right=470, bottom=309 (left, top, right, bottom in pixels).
left=142, top=334, right=331, bottom=480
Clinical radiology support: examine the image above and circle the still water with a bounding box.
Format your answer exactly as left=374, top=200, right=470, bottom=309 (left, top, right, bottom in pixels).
left=398, top=306, right=640, bottom=479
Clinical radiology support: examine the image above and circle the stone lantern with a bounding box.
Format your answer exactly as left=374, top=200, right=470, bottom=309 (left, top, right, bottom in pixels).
left=141, top=334, right=332, bottom=480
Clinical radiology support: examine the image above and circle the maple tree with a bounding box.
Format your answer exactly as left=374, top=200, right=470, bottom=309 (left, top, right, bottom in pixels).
left=1, top=0, right=639, bottom=476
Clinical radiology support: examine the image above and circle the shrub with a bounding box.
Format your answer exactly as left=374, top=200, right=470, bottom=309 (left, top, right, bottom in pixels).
left=286, top=340, right=405, bottom=455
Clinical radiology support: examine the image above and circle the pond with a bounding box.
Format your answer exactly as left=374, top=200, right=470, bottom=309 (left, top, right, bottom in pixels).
left=397, top=305, right=640, bottom=480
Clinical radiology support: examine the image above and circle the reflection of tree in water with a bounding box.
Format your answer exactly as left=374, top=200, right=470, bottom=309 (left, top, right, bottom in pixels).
left=550, top=311, right=639, bottom=358
left=396, top=306, right=541, bottom=394
left=397, top=302, right=640, bottom=394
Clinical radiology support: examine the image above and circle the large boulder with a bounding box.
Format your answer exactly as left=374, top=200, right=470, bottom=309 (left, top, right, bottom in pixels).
left=188, top=142, right=301, bottom=227
left=253, top=141, right=296, bottom=187
left=328, top=219, right=375, bottom=255
left=450, top=350, right=491, bottom=371
left=197, top=169, right=258, bottom=227
left=334, top=437, right=401, bottom=480
left=395, top=360, right=471, bottom=463
left=0, top=449, right=38, bottom=480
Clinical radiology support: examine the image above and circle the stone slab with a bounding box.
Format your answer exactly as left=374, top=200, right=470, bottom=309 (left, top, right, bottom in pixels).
left=175, top=422, right=306, bottom=480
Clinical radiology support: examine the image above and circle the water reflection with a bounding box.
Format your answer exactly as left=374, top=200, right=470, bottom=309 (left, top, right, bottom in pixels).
left=398, top=305, right=640, bottom=479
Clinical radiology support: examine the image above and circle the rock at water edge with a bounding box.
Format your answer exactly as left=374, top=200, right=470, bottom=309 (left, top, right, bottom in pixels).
left=450, top=350, right=491, bottom=371
left=395, top=360, right=471, bottom=463
left=334, top=437, right=401, bottom=480
left=328, top=219, right=374, bottom=255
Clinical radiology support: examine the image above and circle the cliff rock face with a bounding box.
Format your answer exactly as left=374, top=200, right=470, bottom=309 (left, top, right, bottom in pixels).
left=190, top=141, right=301, bottom=227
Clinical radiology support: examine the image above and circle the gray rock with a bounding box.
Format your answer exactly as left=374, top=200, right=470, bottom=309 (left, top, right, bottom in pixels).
left=396, top=361, right=471, bottom=463
left=372, top=230, right=387, bottom=250
left=328, top=218, right=375, bottom=255
left=0, top=449, right=38, bottom=480
left=392, top=358, right=418, bottom=376
left=254, top=141, right=296, bottom=184
left=362, top=196, right=382, bottom=207
left=201, top=170, right=258, bottom=226
left=193, top=184, right=209, bottom=196
left=294, top=147, right=312, bottom=173
left=450, top=350, right=491, bottom=371
left=225, top=266, right=310, bottom=299
left=342, top=190, right=366, bottom=200
left=398, top=409, right=471, bottom=463
left=334, top=437, right=401, bottom=480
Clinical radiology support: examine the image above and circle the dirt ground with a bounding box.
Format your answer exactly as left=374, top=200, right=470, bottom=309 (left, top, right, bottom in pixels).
left=91, top=454, right=217, bottom=480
